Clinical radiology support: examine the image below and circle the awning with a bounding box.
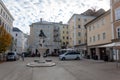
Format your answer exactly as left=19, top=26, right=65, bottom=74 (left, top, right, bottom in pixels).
left=98, top=42, right=120, bottom=47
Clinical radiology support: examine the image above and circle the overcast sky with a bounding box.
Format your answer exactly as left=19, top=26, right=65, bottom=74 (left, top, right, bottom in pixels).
left=2, top=0, right=110, bottom=34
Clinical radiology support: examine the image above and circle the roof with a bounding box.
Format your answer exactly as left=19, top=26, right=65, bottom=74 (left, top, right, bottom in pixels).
left=13, top=27, right=22, bottom=32
left=67, top=8, right=105, bottom=24
left=84, top=9, right=110, bottom=27
left=81, top=8, right=105, bottom=17
left=29, top=20, right=63, bottom=27
left=0, top=1, right=14, bottom=20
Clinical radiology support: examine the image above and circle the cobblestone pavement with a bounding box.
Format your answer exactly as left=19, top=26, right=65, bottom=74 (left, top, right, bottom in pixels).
left=0, top=57, right=120, bottom=80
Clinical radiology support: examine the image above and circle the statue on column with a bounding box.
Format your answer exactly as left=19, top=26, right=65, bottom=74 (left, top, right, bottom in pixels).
left=27, top=29, right=55, bottom=67
left=39, top=29, right=46, bottom=47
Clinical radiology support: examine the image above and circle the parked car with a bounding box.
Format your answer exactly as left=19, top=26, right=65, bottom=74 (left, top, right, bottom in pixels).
left=59, top=51, right=82, bottom=60
left=6, top=52, right=19, bottom=61
left=59, top=48, right=75, bottom=55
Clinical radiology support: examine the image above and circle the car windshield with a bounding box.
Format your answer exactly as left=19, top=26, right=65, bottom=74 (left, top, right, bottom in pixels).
left=8, top=53, right=14, bottom=55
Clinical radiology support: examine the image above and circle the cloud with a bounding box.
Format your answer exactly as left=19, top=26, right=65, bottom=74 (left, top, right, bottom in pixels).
left=2, top=0, right=110, bottom=33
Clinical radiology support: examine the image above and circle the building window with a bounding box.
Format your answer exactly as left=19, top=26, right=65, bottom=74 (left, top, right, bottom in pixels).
left=0, top=18, right=1, bottom=25
left=78, top=32, right=81, bottom=36
left=66, top=31, right=69, bottom=34
left=63, top=31, right=64, bottom=34
left=97, top=22, right=99, bottom=28
left=89, top=37, right=92, bottom=42
left=63, top=36, right=65, bottom=39
left=93, top=36, right=95, bottom=42
left=15, top=39, right=17, bottom=46
left=16, top=33, right=17, bottom=36
left=1, top=9, right=2, bottom=14
left=66, top=42, right=69, bottom=45
left=98, top=34, right=100, bottom=40
left=78, top=40, right=81, bottom=44
left=63, top=42, right=65, bottom=45
left=103, top=32, right=106, bottom=40
left=78, top=25, right=81, bottom=28
left=117, top=27, right=120, bottom=38
left=66, top=36, right=69, bottom=39
left=115, top=7, right=120, bottom=20
left=89, top=26, right=91, bottom=31
left=101, top=18, right=105, bottom=25
left=3, top=12, right=5, bottom=17
left=78, top=18, right=80, bottom=21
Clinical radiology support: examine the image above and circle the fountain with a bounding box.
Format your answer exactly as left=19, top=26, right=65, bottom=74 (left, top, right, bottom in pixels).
left=27, top=30, right=55, bottom=67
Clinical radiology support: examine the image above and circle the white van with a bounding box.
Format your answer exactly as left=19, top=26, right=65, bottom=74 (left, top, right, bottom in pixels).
left=59, top=48, right=75, bottom=55
left=59, top=51, right=82, bottom=60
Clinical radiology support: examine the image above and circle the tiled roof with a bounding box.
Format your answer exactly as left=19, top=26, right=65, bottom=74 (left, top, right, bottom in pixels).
left=13, top=27, right=22, bottom=32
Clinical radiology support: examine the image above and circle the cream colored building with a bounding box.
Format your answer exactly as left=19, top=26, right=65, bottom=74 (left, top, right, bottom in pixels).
left=0, top=0, right=14, bottom=35
left=85, top=10, right=113, bottom=61
left=68, top=14, right=95, bottom=53
left=111, top=0, right=120, bottom=60
left=29, top=19, right=62, bottom=55
left=60, top=24, right=69, bottom=48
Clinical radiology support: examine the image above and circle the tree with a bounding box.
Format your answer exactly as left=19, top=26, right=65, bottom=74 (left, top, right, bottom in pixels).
left=0, top=25, right=12, bottom=53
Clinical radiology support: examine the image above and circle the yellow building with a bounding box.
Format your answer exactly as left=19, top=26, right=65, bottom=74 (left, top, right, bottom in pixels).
left=68, top=13, right=95, bottom=53
left=85, top=10, right=112, bottom=61
left=60, top=24, right=69, bottom=48
left=111, top=0, right=120, bottom=60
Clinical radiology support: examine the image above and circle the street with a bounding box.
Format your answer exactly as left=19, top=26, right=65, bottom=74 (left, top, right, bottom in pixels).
left=0, top=57, right=120, bottom=80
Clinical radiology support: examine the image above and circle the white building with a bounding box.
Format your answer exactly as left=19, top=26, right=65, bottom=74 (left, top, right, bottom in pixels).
left=12, top=27, right=25, bottom=54
left=0, top=0, right=14, bottom=34
left=29, top=19, right=62, bottom=55
left=23, top=34, right=29, bottom=52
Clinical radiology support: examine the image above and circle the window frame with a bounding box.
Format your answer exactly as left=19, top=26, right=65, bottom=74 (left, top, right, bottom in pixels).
left=116, top=27, right=120, bottom=38
left=115, top=7, right=120, bottom=20
left=102, top=32, right=106, bottom=40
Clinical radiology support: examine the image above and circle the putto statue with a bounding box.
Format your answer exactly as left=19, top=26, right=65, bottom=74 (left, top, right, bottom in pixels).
left=39, top=29, right=46, bottom=47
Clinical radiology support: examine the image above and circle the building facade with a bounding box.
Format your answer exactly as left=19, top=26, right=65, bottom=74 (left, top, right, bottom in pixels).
left=68, top=14, right=95, bottom=54
left=111, top=0, right=120, bottom=60
left=86, top=10, right=113, bottom=61
left=12, top=27, right=25, bottom=54
left=29, top=19, right=62, bottom=55
left=0, top=0, right=14, bottom=35
left=60, top=24, right=69, bottom=49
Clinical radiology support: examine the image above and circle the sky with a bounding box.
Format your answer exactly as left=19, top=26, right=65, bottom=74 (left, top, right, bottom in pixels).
left=2, top=0, right=110, bottom=34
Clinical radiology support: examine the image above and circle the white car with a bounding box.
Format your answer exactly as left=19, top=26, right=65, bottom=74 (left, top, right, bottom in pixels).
left=59, top=51, right=82, bottom=60
left=6, top=52, right=19, bottom=61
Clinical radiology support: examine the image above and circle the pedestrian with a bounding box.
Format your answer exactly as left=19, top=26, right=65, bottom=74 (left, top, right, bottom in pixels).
left=21, top=53, right=24, bottom=61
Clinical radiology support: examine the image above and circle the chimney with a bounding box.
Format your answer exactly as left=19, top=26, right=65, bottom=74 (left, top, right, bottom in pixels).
left=40, top=18, right=42, bottom=22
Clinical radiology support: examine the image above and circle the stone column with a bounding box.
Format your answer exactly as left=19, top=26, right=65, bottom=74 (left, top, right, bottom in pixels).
left=87, top=47, right=91, bottom=59
left=96, top=48, right=100, bottom=60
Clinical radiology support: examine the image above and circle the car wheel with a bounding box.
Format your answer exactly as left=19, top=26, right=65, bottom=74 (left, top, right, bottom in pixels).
left=62, top=57, right=65, bottom=60
left=76, top=57, right=80, bottom=60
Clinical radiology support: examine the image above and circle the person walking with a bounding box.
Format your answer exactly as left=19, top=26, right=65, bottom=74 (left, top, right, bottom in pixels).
left=21, top=53, right=24, bottom=61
